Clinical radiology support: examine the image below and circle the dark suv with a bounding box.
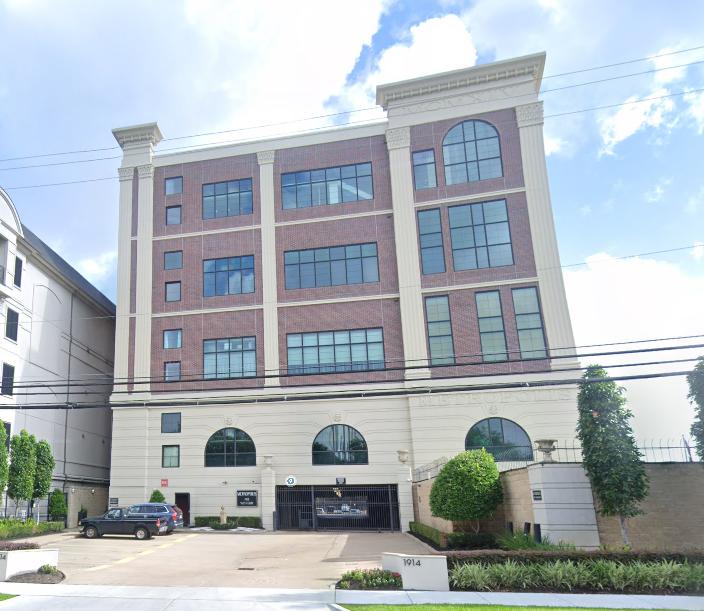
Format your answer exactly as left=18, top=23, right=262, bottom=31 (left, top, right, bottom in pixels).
left=127, top=503, right=179, bottom=533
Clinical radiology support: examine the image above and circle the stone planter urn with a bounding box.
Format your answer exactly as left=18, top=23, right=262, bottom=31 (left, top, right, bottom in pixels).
left=535, top=439, right=557, bottom=463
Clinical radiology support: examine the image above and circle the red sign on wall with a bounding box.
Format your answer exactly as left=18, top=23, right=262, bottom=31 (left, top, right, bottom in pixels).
left=161, top=479, right=168, bottom=487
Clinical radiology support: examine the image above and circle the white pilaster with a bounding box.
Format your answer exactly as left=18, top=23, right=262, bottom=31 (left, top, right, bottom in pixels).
left=516, top=103, right=578, bottom=368
left=260, top=465, right=276, bottom=530
left=113, top=167, right=133, bottom=396
left=386, top=128, right=430, bottom=379
left=258, top=151, right=280, bottom=386
left=397, top=464, right=414, bottom=532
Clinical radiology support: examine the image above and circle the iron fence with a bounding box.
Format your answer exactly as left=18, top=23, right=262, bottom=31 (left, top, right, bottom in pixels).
left=412, top=438, right=698, bottom=481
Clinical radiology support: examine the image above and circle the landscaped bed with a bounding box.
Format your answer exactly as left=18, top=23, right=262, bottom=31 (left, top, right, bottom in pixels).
left=0, top=519, right=64, bottom=541
left=7, top=564, right=64, bottom=584
left=338, top=568, right=403, bottom=590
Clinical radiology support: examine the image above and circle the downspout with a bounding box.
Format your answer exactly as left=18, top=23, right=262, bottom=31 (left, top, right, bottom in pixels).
left=61, top=292, right=76, bottom=519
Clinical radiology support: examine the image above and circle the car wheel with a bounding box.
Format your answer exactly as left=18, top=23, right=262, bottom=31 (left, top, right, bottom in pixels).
left=85, top=526, right=99, bottom=539
left=134, top=527, right=149, bottom=540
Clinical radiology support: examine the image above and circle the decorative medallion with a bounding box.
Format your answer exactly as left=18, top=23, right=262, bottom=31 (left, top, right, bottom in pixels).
left=333, top=413, right=342, bottom=422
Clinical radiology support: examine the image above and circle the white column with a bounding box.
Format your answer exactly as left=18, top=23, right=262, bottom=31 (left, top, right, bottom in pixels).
left=397, top=464, right=414, bottom=532
left=516, top=103, right=579, bottom=368
left=113, top=167, right=133, bottom=396
left=260, top=465, right=276, bottom=530
left=134, top=164, right=155, bottom=390
left=258, top=151, right=280, bottom=386
left=386, top=128, right=430, bottom=379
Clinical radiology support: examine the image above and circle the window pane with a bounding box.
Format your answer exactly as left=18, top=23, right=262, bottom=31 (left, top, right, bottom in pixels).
left=362, top=256, right=379, bottom=282
left=442, top=121, right=502, bottom=186
left=166, top=206, right=182, bottom=225
left=165, top=177, right=182, bottom=195
left=164, top=362, right=181, bottom=381
left=164, top=330, right=182, bottom=349
left=165, top=282, right=181, bottom=302
left=164, top=251, right=182, bottom=270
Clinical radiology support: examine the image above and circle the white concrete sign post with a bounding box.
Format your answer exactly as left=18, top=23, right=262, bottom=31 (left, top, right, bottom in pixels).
left=381, top=553, right=449, bottom=591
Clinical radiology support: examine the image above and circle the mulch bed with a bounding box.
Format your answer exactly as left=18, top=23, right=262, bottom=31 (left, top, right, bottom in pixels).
left=7, top=570, right=65, bottom=584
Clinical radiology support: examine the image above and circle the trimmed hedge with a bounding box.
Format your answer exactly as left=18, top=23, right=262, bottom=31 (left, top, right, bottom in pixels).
left=409, top=522, right=497, bottom=550
left=193, top=516, right=263, bottom=529
left=443, top=549, right=704, bottom=567
left=0, top=541, right=40, bottom=551
left=0, top=520, right=63, bottom=540
left=209, top=522, right=231, bottom=530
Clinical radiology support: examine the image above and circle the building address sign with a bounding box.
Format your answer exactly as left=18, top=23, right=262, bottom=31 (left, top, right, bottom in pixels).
left=237, top=490, right=258, bottom=507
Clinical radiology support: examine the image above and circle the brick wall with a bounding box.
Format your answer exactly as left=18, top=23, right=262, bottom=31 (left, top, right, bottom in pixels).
left=501, top=467, right=534, bottom=531
left=275, top=213, right=399, bottom=302
left=411, top=108, right=524, bottom=204
left=596, top=463, right=704, bottom=550
left=66, top=484, right=109, bottom=529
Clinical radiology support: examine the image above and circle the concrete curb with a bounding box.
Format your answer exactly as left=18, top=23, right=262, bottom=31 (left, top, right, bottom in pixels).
left=401, top=531, right=436, bottom=554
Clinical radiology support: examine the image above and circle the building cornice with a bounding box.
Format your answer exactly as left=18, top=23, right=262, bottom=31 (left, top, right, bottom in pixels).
left=112, top=123, right=163, bottom=149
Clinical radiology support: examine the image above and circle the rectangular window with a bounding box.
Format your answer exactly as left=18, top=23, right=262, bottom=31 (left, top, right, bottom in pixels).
left=512, top=287, right=548, bottom=359
left=449, top=200, right=513, bottom=270
left=164, top=251, right=183, bottom=270
left=165, top=281, right=181, bottom=302
left=165, top=177, right=183, bottom=195
left=204, top=337, right=256, bottom=379
left=161, top=413, right=181, bottom=433
left=476, top=291, right=508, bottom=362
left=413, top=150, right=437, bottom=190
left=282, top=163, right=373, bottom=209
left=5, top=308, right=18, bottom=342
left=164, top=362, right=181, bottom=382
left=284, top=243, right=379, bottom=289
left=425, top=296, right=454, bottom=365
left=417, top=209, right=445, bottom=274
left=162, top=445, right=180, bottom=468
left=163, top=329, right=182, bottom=349
left=287, top=328, right=384, bottom=375
left=13, top=257, right=22, bottom=288
left=1, top=364, right=14, bottom=396
left=203, top=179, right=253, bottom=219
left=203, top=256, right=254, bottom=297
left=166, top=206, right=181, bottom=225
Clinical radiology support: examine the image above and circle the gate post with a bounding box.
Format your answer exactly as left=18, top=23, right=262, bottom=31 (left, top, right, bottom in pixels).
left=397, top=463, right=413, bottom=533
left=261, top=457, right=276, bottom=530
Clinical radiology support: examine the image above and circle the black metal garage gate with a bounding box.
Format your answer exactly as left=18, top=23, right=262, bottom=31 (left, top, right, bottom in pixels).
left=275, top=485, right=399, bottom=532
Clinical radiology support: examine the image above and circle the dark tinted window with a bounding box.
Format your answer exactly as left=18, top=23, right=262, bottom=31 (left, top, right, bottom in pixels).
left=164, top=251, right=183, bottom=270
left=284, top=243, right=378, bottom=289
left=425, top=296, right=454, bottom=365
left=161, top=413, right=181, bottom=433
left=413, top=150, right=437, bottom=190
left=449, top=200, right=513, bottom=270
left=13, top=257, right=22, bottom=288
left=313, top=425, right=368, bottom=465
left=443, top=120, right=503, bottom=185
left=165, top=177, right=183, bottom=195
left=166, top=206, right=181, bottom=225
left=476, top=291, right=507, bottom=362
left=205, top=428, right=256, bottom=467
left=203, top=179, right=253, bottom=219
left=203, top=256, right=254, bottom=297
left=1, top=364, right=14, bottom=396
left=465, top=418, right=533, bottom=461
left=418, top=209, right=445, bottom=274
left=5, top=308, right=18, bottom=342
left=204, top=337, right=256, bottom=379
left=287, top=329, right=384, bottom=375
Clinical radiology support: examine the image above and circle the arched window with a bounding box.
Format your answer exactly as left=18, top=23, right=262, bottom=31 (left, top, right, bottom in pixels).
left=442, top=120, right=503, bottom=185
left=312, top=425, right=368, bottom=465
left=465, top=418, right=532, bottom=461
left=204, top=428, right=256, bottom=467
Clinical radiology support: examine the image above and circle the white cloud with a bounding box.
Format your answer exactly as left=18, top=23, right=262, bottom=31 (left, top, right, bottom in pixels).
left=578, top=205, right=591, bottom=216
left=693, top=242, right=704, bottom=262
left=78, top=252, right=117, bottom=282
left=684, top=89, right=704, bottom=134
left=686, top=186, right=704, bottom=214
left=598, top=89, right=676, bottom=156
left=331, top=14, right=477, bottom=111
left=644, top=177, right=672, bottom=203
left=564, top=254, right=704, bottom=440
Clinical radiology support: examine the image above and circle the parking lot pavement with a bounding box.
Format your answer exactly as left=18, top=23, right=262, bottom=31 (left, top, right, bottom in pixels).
left=35, top=530, right=427, bottom=589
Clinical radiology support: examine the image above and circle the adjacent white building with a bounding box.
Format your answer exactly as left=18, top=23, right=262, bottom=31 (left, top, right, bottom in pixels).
left=0, top=188, right=115, bottom=525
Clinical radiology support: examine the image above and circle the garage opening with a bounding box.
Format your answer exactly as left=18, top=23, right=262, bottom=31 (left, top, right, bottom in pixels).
left=275, top=484, right=399, bottom=532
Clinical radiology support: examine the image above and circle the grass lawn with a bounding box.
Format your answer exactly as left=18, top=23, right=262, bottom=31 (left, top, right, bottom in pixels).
left=0, top=595, right=15, bottom=602
left=342, top=607, right=666, bottom=611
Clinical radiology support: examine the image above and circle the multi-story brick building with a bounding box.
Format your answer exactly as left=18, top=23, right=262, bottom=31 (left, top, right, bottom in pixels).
left=109, top=52, right=580, bottom=531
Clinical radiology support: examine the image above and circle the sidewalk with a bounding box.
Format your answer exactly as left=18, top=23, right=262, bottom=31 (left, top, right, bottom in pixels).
left=0, top=584, right=702, bottom=610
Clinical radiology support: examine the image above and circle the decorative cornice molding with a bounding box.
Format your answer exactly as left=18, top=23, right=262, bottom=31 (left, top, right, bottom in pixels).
left=117, top=167, right=134, bottom=182
left=516, top=102, right=544, bottom=128
left=257, top=150, right=275, bottom=165
left=137, top=164, right=154, bottom=179
left=112, top=123, right=163, bottom=150
left=385, top=127, right=411, bottom=150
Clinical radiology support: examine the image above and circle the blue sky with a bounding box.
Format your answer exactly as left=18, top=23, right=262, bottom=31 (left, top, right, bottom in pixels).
left=1, top=0, right=702, bottom=441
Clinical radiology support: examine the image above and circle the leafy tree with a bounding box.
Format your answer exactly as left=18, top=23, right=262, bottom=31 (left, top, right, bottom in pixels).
left=577, top=365, right=649, bottom=546
left=8, top=430, right=37, bottom=517
left=686, top=356, right=704, bottom=463
left=32, top=440, right=56, bottom=520
left=48, top=488, right=67, bottom=518
left=149, top=489, right=166, bottom=503
left=0, top=421, right=9, bottom=494
left=429, top=449, right=503, bottom=533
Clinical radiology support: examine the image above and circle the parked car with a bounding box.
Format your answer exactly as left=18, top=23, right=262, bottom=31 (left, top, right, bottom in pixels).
left=79, top=508, right=166, bottom=540
left=127, top=503, right=179, bottom=533
left=170, top=505, right=184, bottom=528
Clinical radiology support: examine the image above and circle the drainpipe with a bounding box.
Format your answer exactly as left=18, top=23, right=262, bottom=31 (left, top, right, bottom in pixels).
left=61, top=292, right=76, bottom=521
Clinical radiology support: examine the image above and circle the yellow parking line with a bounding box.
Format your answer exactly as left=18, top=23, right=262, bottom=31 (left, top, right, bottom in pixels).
left=85, top=565, right=111, bottom=571
left=114, top=557, right=136, bottom=564
left=137, top=549, right=157, bottom=556
left=174, top=537, right=189, bottom=542
left=156, top=543, right=174, bottom=549
left=184, top=534, right=198, bottom=539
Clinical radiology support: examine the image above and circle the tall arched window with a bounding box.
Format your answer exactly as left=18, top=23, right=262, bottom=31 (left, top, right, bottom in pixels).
left=465, top=418, right=532, bottom=461
left=205, top=428, right=256, bottom=466
left=442, top=120, right=503, bottom=185
left=312, top=425, right=368, bottom=465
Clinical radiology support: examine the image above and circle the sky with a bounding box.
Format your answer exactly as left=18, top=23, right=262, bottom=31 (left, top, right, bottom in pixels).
left=0, top=0, right=702, bottom=443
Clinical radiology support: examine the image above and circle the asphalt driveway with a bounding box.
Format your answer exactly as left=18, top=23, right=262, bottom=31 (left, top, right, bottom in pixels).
left=22, top=529, right=427, bottom=589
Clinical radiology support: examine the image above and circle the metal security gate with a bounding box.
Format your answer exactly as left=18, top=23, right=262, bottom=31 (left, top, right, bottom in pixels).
left=276, top=485, right=399, bottom=532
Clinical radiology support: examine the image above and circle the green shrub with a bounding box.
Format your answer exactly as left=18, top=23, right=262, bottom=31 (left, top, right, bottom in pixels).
left=449, top=558, right=704, bottom=592
left=0, top=519, right=63, bottom=540
left=194, top=516, right=262, bottom=529
left=446, top=532, right=498, bottom=550
left=497, top=532, right=576, bottom=551
left=409, top=522, right=447, bottom=547
left=444, top=549, right=704, bottom=568
left=339, top=568, right=402, bottom=590
left=209, top=521, right=231, bottom=530
left=429, top=449, right=503, bottom=531
left=238, top=516, right=262, bottom=529
left=48, top=488, right=67, bottom=518
left=149, top=490, right=166, bottom=503
left=39, top=564, right=58, bottom=574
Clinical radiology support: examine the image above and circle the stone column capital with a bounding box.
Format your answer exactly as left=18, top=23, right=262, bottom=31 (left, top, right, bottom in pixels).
left=385, top=127, right=411, bottom=150
left=137, top=164, right=154, bottom=179
left=257, top=150, right=276, bottom=165
left=117, top=167, right=134, bottom=182
left=516, top=102, right=544, bottom=128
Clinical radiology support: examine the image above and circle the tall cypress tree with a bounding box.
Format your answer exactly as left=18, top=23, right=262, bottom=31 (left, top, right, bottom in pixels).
left=576, top=365, right=649, bottom=546
left=687, top=357, right=704, bottom=463
left=0, top=422, right=9, bottom=494
left=8, top=430, right=37, bottom=518
left=33, top=440, right=56, bottom=521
